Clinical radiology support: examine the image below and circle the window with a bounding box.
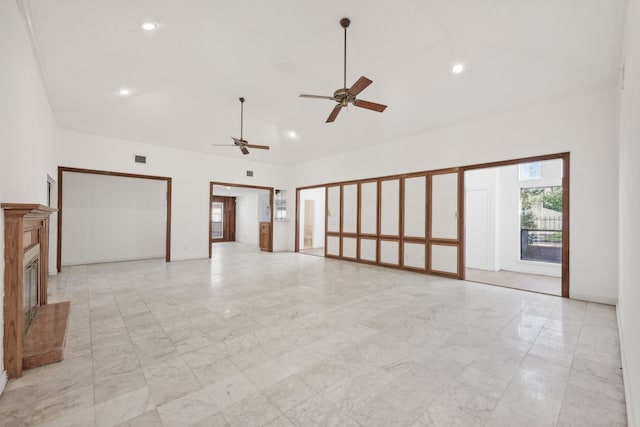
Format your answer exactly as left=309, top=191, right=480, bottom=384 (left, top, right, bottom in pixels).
left=519, top=162, right=542, bottom=181
left=520, top=186, right=562, bottom=263
left=275, top=189, right=287, bottom=220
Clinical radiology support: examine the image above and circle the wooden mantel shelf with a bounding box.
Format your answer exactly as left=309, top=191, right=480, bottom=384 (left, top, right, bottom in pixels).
left=3, top=202, right=58, bottom=378
left=1, top=203, right=57, bottom=217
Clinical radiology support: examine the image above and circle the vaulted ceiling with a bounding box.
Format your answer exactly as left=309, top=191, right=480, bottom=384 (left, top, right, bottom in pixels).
left=22, top=0, right=626, bottom=165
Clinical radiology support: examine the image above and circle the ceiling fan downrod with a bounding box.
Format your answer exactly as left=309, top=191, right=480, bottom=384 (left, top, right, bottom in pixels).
left=341, top=18, right=350, bottom=90
left=239, top=97, right=245, bottom=141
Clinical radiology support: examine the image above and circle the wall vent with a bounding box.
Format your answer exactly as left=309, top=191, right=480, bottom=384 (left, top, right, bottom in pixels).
left=246, top=170, right=254, bottom=177
left=135, top=155, right=147, bottom=164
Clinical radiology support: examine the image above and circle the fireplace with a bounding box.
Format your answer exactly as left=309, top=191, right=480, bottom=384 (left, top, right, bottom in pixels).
left=2, top=203, right=68, bottom=378
left=23, top=243, right=40, bottom=333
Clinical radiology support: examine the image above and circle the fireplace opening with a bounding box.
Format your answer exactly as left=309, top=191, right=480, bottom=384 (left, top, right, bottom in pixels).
left=23, top=243, right=40, bottom=334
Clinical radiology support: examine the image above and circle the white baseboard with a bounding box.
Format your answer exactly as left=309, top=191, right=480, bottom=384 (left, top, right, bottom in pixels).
left=0, top=370, right=7, bottom=397
left=617, top=307, right=636, bottom=427
left=569, top=293, right=618, bottom=306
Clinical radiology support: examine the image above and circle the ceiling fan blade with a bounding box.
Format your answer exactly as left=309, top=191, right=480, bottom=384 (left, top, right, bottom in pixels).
left=240, top=146, right=250, bottom=155
left=353, top=99, right=387, bottom=112
left=348, top=76, right=372, bottom=96
left=245, top=144, right=270, bottom=150
left=326, top=104, right=342, bottom=123
left=211, top=144, right=236, bottom=147
left=299, top=94, right=335, bottom=100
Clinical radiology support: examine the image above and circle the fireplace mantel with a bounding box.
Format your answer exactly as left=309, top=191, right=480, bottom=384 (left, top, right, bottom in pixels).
left=2, top=203, right=56, bottom=378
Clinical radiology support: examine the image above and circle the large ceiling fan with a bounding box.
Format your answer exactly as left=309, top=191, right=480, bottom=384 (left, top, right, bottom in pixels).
left=212, top=97, right=270, bottom=155
left=300, top=18, right=387, bottom=123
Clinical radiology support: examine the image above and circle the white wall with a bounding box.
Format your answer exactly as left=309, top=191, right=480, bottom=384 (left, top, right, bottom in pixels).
left=235, top=194, right=259, bottom=245
left=0, top=0, right=58, bottom=393
left=289, top=87, right=620, bottom=304
left=56, top=129, right=291, bottom=260
left=61, top=172, right=167, bottom=265
left=618, top=0, right=640, bottom=424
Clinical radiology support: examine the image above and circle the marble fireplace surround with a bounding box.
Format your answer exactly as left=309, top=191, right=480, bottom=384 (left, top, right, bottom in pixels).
left=2, top=203, right=67, bottom=378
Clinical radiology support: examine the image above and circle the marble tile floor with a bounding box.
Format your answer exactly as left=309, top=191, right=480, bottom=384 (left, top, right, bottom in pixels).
left=465, top=268, right=562, bottom=297
left=0, top=243, right=627, bottom=426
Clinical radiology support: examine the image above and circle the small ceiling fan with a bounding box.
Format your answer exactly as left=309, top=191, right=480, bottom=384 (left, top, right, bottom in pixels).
left=212, top=97, right=270, bottom=155
left=300, top=17, right=387, bottom=123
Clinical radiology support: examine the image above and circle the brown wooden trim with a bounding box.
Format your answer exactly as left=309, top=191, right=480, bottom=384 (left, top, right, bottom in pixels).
left=56, top=167, right=63, bottom=272
left=295, top=189, right=300, bottom=253
left=166, top=178, right=172, bottom=262
left=402, top=236, right=428, bottom=244
left=57, top=166, right=170, bottom=181
left=399, top=177, right=405, bottom=267
left=325, top=186, right=329, bottom=256
left=209, top=182, right=213, bottom=258
left=57, top=167, right=172, bottom=271
left=376, top=179, right=382, bottom=264
left=457, top=170, right=465, bottom=279
left=462, top=152, right=570, bottom=171
left=561, top=153, right=570, bottom=298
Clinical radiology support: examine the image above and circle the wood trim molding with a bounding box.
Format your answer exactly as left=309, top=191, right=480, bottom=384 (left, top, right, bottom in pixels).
left=57, top=167, right=172, bottom=271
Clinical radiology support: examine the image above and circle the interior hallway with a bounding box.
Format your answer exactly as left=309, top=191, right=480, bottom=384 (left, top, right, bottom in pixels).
left=0, top=244, right=626, bottom=426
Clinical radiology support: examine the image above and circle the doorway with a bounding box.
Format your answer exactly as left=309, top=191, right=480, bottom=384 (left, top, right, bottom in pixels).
left=57, top=167, right=172, bottom=271
left=211, top=196, right=236, bottom=242
left=462, top=154, right=569, bottom=297
left=209, top=182, right=274, bottom=257
left=296, top=186, right=326, bottom=256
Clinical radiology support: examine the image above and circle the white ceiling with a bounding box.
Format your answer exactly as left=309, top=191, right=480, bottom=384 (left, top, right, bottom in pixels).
left=23, top=0, right=625, bottom=165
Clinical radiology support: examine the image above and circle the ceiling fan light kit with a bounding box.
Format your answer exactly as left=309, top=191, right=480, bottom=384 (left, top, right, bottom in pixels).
left=211, top=97, right=270, bottom=155
left=299, top=17, right=387, bottom=123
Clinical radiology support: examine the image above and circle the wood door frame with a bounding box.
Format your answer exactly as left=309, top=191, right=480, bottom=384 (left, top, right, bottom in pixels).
left=461, top=152, right=570, bottom=298
left=209, top=181, right=274, bottom=257
left=57, top=166, right=172, bottom=272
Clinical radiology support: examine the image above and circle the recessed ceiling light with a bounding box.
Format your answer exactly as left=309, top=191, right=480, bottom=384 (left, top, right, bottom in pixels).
left=287, top=130, right=297, bottom=139
left=117, top=88, right=131, bottom=96
left=141, top=21, right=158, bottom=31
left=452, top=63, right=465, bottom=75
left=226, top=186, right=231, bottom=190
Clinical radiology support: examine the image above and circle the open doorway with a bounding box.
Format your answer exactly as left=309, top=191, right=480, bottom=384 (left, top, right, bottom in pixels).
left=297, top=187, right=326, bottom=256
left=463, top=154, right=569, bottom=297
left=211, top=196, right=236, bottom=242
left=57, top=167, right=171, bottom=271
left=209, top=182, right=273, bottom=257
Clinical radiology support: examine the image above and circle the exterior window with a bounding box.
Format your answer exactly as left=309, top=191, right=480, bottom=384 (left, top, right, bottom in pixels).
left=520, top=186, right=562, bottom=263
left=519, top=162, right=542, bottom=181
left=275, top=190, right=287, bottom=220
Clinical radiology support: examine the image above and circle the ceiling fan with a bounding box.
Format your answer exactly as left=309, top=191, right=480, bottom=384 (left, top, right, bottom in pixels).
left=211, top=97, right=270, bottom=155
left=300, top=18, right=387, bottom=123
